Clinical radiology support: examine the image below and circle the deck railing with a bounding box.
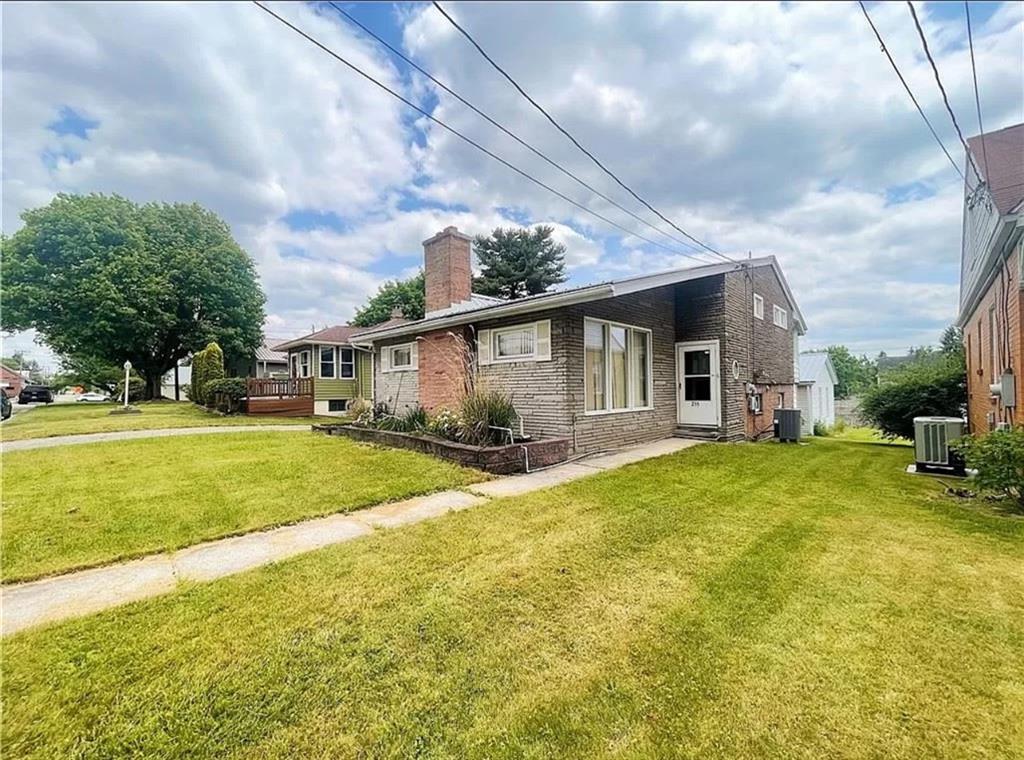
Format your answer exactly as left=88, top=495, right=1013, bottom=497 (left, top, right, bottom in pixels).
left=245, top=377, right=313, bottom=398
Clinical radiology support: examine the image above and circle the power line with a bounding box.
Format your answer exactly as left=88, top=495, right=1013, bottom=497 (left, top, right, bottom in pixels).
left=251, top=2, right=719, bottom=265
left=326, top=1, right=707, bottom=257
left=430, top=1, right=734, bottom=263
left=906, top=2, right=974, bottom=160
left=856, top=1, right=965, bottom=181
left=964, top=1, right=990, bottom=181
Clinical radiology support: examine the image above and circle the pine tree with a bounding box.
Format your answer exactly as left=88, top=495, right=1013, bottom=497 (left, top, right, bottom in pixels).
left=472, top=226, right=567, bottom=299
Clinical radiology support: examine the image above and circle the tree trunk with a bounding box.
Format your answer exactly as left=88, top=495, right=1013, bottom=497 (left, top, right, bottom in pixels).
left=141, top=372, right=163, bottom=400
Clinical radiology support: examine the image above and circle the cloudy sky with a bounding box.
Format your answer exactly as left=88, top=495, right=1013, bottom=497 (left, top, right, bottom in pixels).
left=3, top=1, right=1022, bottom=367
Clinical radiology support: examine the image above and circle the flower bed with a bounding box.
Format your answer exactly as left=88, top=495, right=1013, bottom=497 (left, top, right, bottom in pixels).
left=314, top=424, right=569, bottom=475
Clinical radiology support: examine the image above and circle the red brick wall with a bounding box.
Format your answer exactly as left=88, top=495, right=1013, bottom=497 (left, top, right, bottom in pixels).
left=418, top=328, right=472, bottom=411
left=744, top=384, right=795, bottom=439
left=964, top=243, right=1022, bottom=433
left=423, top=226, right=472, bottom=314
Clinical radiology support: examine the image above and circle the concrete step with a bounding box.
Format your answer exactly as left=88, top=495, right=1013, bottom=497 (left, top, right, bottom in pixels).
left=673, top=426, right=722, bottom=441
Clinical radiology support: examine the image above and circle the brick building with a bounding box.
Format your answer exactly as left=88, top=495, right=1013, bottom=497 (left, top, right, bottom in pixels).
left=957, top=123, right=1024, bottom=433
left=356, top=226, right=806, bottom=452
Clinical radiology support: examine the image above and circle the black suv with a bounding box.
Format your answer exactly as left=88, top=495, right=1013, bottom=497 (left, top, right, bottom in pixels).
left=18, top=385, right=54, bottom=404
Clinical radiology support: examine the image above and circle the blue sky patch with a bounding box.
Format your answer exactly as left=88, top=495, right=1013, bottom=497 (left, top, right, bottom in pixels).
left=47, top=106, right=99, bottom=139
left=282, top=208, right=350, bottom=232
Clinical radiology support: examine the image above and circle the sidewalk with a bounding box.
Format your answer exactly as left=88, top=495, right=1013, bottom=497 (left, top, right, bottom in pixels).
left=2, top=425, right=312, bottom=452
left=1, top=438, right=701, bottom=636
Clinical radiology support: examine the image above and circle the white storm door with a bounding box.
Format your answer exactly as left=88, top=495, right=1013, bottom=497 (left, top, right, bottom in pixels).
left=676, top=341, right=720, bottom=427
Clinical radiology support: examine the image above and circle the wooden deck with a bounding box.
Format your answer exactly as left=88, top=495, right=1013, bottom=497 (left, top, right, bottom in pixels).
left=244, top=377, right=314, bottom=417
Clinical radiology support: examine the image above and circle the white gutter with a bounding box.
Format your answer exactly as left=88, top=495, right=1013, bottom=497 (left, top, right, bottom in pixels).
left=351, top=283, right=614, bottom=342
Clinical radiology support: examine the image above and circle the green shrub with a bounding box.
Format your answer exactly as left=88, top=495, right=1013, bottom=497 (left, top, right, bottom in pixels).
left=205, top=377, right=248, bottom=414
left=426, top=408, right=461, bottom=440
left=190, top=343, right=225, bottom=406
left=813, top=421, right=830, bottom=437
left=459, top=390, right=518, bottom=446
left=114, top=375, right=146, bottom=403
left=860, top=355, right=965, bottom=440
left=377, top=405, right=428, bottom=433
left=953, top=429, right=1024, bottom=511
left=833, top=417, right=847, bottom=434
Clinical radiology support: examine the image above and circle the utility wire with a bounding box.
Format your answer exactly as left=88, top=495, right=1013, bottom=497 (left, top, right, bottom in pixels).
left=326, top=1, right=707, bottom=257
left=430, top=1, right=734, bottom=263
left=906, top=2, right=975, bottom=163
left=856, top=1, right=965, bottom=181
left=964, top=1, right=990, bottom=181
left=251, top=1, right=721, bottom=265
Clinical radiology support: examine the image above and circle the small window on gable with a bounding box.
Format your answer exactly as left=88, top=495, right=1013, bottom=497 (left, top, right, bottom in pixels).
left=773, top=305, right=788, bottom=329
left=753, top=294, right=764, bottom=320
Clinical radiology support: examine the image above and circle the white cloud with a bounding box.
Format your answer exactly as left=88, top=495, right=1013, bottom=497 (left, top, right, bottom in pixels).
left=2, top=0, right=1021, bottom=363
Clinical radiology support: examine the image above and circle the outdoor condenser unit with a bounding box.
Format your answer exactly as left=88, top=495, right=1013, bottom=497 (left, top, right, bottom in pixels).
left=773, top=408, right=801, bottom=442
left=913, top=416, right=966, bottom=476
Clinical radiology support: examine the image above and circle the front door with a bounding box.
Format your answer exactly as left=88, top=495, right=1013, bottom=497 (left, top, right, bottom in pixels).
left=676, top=340, right=720, bottom=427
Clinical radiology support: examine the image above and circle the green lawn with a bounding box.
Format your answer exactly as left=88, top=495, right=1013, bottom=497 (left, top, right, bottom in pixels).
left=3, top=439, right=1022, bottom=758
left=0, top=401, right=338, bottom=442
left=1, top=432, right=484, bottom=582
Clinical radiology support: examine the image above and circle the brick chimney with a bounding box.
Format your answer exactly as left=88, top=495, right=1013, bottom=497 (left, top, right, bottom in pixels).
left=423, top=226, right=472, bottom=314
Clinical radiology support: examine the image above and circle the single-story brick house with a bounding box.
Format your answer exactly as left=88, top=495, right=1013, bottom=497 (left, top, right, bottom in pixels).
left=273, top=325, right=373, bottom=416
left=349, top=226, right=806, bottom=453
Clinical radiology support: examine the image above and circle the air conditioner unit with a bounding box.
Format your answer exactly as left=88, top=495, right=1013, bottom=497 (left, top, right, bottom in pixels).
left=773, top=408, right=801, bottom=443
left=913, top=417, right=966, bottom=475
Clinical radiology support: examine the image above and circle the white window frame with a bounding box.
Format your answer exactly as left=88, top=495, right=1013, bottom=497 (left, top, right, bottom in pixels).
left=583, top=317, right=654, bottom=416
left=384, top=342, right=417, bottom=372
left=753, top=293, right=764, bottom=320
left=318, top=345, right=335, bottom=379
left=478, top=320, right=551, bottom=365
left=773, top=305, right=788, bottom=329
left=340, top=347, right=355, bottom=379
left=492, top=324, right=538, bottom=362
left=298, top=350, right=310, bottom=378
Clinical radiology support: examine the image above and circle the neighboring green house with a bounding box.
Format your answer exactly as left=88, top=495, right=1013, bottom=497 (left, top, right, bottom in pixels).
left=273, top=325, right=372, bottom=416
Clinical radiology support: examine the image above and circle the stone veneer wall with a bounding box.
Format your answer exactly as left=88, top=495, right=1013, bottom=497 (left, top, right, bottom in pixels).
left=374, top=337, right=419, bottom=413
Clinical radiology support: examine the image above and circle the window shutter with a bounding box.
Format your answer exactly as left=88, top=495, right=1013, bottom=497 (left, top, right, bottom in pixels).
left=535, top=320, right=551, bottom=361
left=381, top=347, right=390, bottom=372
left=410, top=341, right=419, bottom=369
left=478, top=329, right=492, bottom=366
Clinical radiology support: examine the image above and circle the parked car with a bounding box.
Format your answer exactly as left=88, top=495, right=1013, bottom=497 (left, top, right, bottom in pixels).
left=77, top=392, right=110, bottom=403
left=1, top=390, right=11, bottom=420
left=18, top=385, right=54, bottom=404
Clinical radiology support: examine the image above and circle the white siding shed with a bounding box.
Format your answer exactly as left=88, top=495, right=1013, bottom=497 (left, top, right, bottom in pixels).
left=797, top=352, right=838, bottom=435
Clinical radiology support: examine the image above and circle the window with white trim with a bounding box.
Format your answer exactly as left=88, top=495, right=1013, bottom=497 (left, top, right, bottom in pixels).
left=319, top=346, right=335, bottom=378
left=753, top=293, right=764, bottom=320
left=340, top=347, right=355, bottom=379
left=290, top=354, right=299, bottom=378
left=477, top=320, right=551, bottom=365
left=386, top=343, right=416, bottom=371
left=584, top=318, right=652, bottom=414
left=773, top=305, right=788, bottom=329
left=494, top=324, right=536, bottom=360
left=299, top=350, right=310, bottom=378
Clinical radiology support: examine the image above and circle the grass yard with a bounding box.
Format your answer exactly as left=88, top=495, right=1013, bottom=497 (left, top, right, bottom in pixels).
left=3, top=437, right=1022, bottom=758
left=1, top=432, right=484, bottom=582
left=0, top=400, right=338, bottom=442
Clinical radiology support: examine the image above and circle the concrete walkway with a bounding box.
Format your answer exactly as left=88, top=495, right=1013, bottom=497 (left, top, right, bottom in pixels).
left=2, top=425, right=312, bottom=452
left=1, top=438, right=700, bottom=636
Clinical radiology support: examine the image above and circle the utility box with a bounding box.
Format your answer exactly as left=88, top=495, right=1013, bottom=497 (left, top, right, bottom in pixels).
left=773, top=408, right=801, bottom=442
left=913, top=417, right=966, bottom=475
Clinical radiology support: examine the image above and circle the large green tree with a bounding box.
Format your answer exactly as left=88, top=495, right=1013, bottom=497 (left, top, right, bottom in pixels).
left=2, top=194, right=265, bottom=399
left=351, top=272, right=425, bottom=327
left=473, top=225, right=567, bottom=299
left=822, top=345, right=877, bottom=399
